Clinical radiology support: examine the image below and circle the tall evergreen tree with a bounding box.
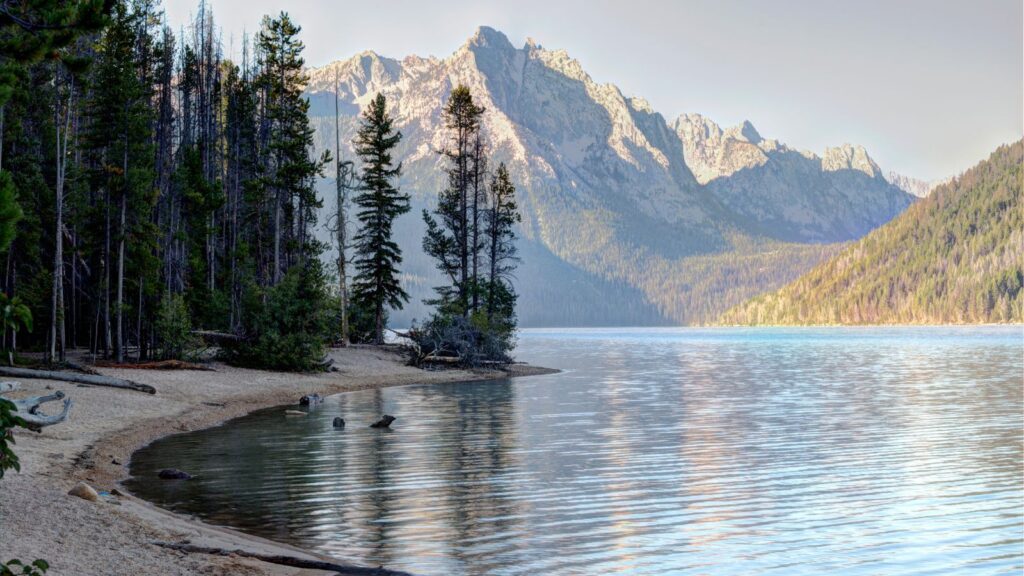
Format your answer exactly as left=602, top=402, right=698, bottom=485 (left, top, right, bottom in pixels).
left=83, top=0, right=157, bottom=362
left=484, top=163, right=521, bottom=325
left=352, top=93, right=408, bottom=344
left=422, top=85, right=485, bottom=316
left=256, top=12, right=328, bottom=284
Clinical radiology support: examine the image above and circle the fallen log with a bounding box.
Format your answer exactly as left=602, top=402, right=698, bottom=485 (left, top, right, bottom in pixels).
left=150, top=541, right=413, bottom=576
left=192, top=330, right=244, bottom=343
left=92, top=359, right=214, bottom=371
left=0, top=366, right=155, bottom=394
left=60, top=360, right=100, bottom=375
left=0, top=383, right=73, bottom=431
left=421, top=354, right=461, bottom=364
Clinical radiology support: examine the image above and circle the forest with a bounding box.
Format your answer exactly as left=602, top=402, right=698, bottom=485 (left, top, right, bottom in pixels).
left=0, top=0, right=522, bottom=372
left=719, top=140, right=1023, bottom=325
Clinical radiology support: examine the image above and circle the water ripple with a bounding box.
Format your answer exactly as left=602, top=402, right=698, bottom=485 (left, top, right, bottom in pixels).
left=127, top=326, right=1024, bottom=575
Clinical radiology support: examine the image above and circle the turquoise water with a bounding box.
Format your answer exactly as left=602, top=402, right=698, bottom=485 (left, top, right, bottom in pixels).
left=127, top=327, right=1024, bottom=575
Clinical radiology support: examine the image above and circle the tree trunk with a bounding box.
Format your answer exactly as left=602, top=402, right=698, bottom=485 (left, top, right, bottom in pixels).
left=116, top=143, right=127, bottom=364
left=104, top=189, right=112, bottom=357
left=470, top=136, right=484, bottom=315
left=334, top=72, right=349, bottom=346
left=273, top=192, right=281, bottom=284
left=375, top=299, right=384, bottom=345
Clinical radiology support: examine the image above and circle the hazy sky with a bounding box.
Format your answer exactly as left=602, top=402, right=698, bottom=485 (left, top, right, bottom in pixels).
left=164, top=0, right=1022, bottom=180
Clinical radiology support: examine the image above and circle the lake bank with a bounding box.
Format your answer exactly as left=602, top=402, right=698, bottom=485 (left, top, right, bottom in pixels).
left=0, top=346, right=555, bottom=575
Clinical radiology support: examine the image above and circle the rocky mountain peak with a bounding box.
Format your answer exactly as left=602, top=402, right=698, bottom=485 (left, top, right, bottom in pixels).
left=885, top=171, right=951, bottom=198
left=822, top=143, right=882, bottom=178
left=734, top=120, right=762, bottom=144
left=466, top=25, right=516, bottom=52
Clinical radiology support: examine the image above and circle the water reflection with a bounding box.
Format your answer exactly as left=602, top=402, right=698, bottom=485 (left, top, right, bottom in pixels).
left=128, top=327, right=1024, bottom=575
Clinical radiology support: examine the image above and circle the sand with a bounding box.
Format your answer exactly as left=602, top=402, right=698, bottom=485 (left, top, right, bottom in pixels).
left=0, top=346, right=556, bottom=575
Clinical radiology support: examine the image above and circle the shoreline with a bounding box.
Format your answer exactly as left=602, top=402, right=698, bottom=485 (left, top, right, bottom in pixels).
left=0, top=346, right=557, bottom=575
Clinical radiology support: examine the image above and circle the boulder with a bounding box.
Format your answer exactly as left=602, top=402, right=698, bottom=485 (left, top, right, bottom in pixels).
left=157, top=468, right=193, bottom=480
left=299, top=394, right=323, bottom=407
left=68, top=482, right=99, bottom=502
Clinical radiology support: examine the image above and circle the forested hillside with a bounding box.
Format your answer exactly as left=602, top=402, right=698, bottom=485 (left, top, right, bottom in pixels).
left=719, top=141, right=1023, bottom=325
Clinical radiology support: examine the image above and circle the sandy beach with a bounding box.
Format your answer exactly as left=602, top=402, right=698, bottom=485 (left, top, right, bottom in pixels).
left=0, top=346, right=555, bottom=575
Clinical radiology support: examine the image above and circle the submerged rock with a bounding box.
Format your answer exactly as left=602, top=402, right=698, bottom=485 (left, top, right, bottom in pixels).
left=299, top=394, right=323, bottom=407
left=68, top=482, right=99, bottom=502
left=370, top=415, right=396, bottom=429
left=157, top=468, right=193, bottom=480
left=332, top=417, right=345, bottom=428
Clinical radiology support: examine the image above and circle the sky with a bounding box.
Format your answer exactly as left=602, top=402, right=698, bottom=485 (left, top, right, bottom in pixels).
left=163, top=0, right=1022, bottom=181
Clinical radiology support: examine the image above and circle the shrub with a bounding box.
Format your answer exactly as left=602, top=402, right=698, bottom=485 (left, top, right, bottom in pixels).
left=1, top=559, right=48, bottom=576
left=411, top=310, right=515, bottom=367
left=222, top=264, right=332, bottom=372
left=154, top=294, right=198, bottom=360
left=0, top=397, right=25, bottom=479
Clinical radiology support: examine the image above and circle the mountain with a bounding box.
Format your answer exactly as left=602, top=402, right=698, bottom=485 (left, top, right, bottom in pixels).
left=886, top=171, right=952, bottom=198
left=304, top=26, right=914, bottom=326
left=719, top=141, right=1023, bottom=325
left=673, top=115, right=913, bottom=242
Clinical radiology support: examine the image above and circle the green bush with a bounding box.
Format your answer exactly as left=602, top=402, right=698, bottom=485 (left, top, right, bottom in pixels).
left=222, top=264, right=332, bottom=372
left=0, top=397, right=26, bottom=479
left=1, top=559, right=48, bottom=576
left=154, top=294, right=199, bottom=360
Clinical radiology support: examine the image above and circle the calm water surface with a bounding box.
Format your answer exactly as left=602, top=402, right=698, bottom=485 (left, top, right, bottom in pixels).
left=127, top=327, right=1024, bottom=575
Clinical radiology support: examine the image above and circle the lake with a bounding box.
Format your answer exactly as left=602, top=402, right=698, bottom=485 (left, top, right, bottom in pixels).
left=126, top=327, right=1024, bottom=575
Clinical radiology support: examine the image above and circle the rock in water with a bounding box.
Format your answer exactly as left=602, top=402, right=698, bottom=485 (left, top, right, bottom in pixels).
left=158, top=468, right=193, bottom=480
left=299, top=393, right=323, bottom=407
left=68, top=482, right=99, bottom=502
left=370, top=415, right=396, bottom=428
left=332, top=417, right=345, bottom=428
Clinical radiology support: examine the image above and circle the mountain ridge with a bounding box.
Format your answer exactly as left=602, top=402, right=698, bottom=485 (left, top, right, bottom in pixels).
left=304, top=26, right=915, bottom=326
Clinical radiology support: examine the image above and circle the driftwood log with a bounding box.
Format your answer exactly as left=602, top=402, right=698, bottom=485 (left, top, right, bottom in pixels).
left=370, top=415, right=395, bottom=429
left=192, top=330, right=244, bottom=344
left=92, top=359, right=214, bottom=371
left=0, top=381, right=73, bottom=431
left=0, top=366, right=155, bottom=394
left=150, top=541, right=413, bottom=576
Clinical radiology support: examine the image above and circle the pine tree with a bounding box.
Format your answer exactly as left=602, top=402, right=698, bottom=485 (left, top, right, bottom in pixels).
left=256, top=12, right=328, bottom=284
left=83, top=0, right=157, bottom=362
left=0, top=172, right=20, bottom=254
left=0, top=0, right=112, bottom=108
left=352, top=93, right=408, bottom=344
left=484, top=163, right=521, bottom=326
left=422, top=85, right=485, bottom=316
